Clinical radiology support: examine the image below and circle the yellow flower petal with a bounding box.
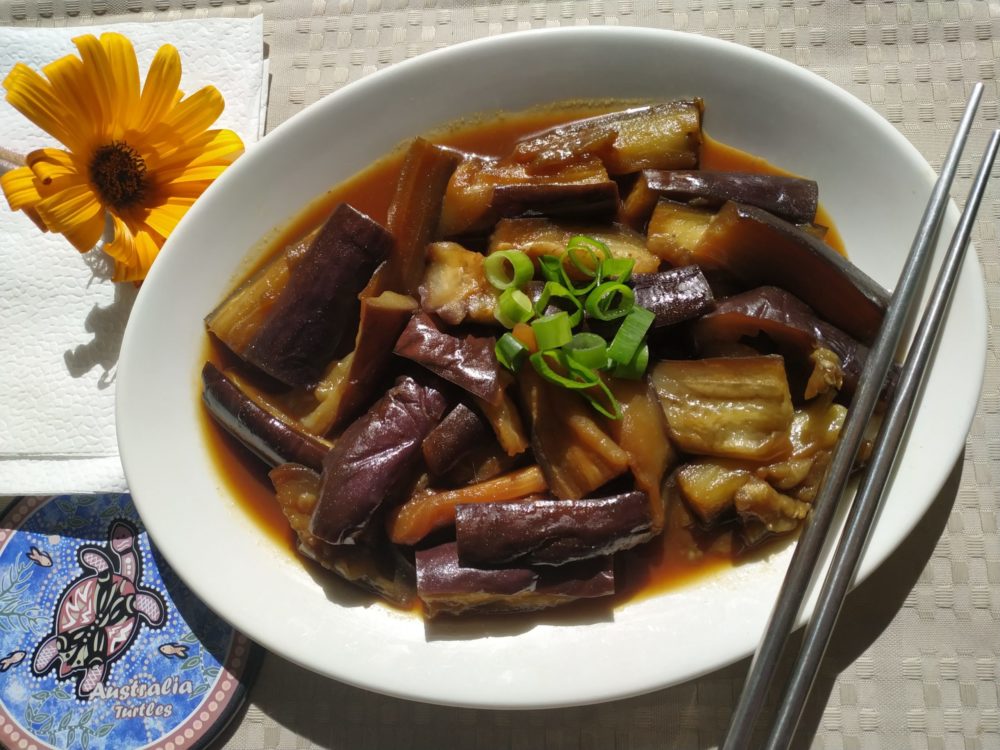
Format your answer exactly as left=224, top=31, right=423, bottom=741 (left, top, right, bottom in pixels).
left=140, top=196, right=195, bottom=238
left=72, top=35, right=116, bottom=141
left=34, top=183, right=106, bottom=253
left=1, top=166, right=43, bottom=211
left=137, top=44, right=182, bottom=133
left=3, top=63, right=84, bottom=152
left=100, top=33, right=140, bottom=136
left=25, top=147, right=82, bottom=186
left=150, top=86, right=225, bottom=150
left=41, top=54, right=101, bottom=149
left=106, top=216, right=162, bottom=282
left=146, top=129, right=244, bottom=174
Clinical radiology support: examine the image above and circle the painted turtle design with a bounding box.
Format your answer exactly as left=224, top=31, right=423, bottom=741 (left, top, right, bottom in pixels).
left=32, top=520, right=166, bottom=697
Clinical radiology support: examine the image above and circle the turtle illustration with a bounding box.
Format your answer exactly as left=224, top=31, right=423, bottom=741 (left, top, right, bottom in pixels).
left=32, top=520, right=167, bottom=698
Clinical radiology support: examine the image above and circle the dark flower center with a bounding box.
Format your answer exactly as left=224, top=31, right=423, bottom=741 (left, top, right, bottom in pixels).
left=89, top=141, right=148, bottom=209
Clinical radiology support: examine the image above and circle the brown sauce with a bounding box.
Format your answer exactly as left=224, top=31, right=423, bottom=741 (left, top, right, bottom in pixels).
left=201, top=102, right=844, bottom=612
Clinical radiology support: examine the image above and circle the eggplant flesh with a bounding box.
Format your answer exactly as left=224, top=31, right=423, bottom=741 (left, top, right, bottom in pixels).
left=393, top=311, right=502, bottom=404
left=651, top=356, right=794, bottom=462
left=455, top=490, right=652, bottom=567
left=201, top=362, right=331, bottom=471
left=418, top=242, right=499, bottom=326
left=310, top=376, right=448, bottom=544
left=243, top=203, right=393, bottom=386
left=270, top=464, right=415, bottom=606
left=690, top=286, right=868, bottom=402
left=415, top=542, right=615, bottom=617
left=690, top=202, right=889, bottom=344
left=631, top=266, right=715, bottom=328
left=642, top=170, right=819, bottom=225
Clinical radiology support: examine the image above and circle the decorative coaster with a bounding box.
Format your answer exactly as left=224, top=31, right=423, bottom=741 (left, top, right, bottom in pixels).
left=0, top=494, right=262, bottom=750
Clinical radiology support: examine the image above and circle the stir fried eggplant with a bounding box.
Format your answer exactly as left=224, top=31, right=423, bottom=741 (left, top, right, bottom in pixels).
left=202, top=99, right=889, bottom=618
left=416, top=542, right=615, bottom=617
left=310, top=376, right=448, bottom=544
left=244, top=204, right=394, bottom=386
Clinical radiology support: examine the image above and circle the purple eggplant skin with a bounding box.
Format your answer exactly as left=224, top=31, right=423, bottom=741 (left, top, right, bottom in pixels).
left=243, top=203, right=394, bottom=387
left=454, top=491, right=653, bottom=567
left=643, top=170, right=819, bottom=225
left=690, top=286, right=870, bottom=401
left=201, top=362, right=330, bottom=471
left=394, top=311, right=502, bottom=405
left=692, top=202, right=889, bottom=345
left=491, top=181, right=620, bottom=225
left=421, top=402, right=493, bottom=477
left=310, top=376, right=448, bottom=545
left=415, top=542, right=615, bottom=617
left=631, top=266, right=715, bottom=329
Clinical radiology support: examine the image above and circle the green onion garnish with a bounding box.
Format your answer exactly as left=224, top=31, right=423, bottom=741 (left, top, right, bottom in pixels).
left=612, top=342, right=650, bottom=380
left=564, top=332, right=608, bottom=370
left=585, top=281, right=635, bottom=321
left=534, top=281, right=584, bottom=326
left=494, top=287, right=534, bottom=328
left=529, top=350, right=600, bottom=390
left=582, top=377, right=623, bottom=419
left=484, top=249, right=534, bottom=290
left=565, top=237, right=607, bottom=279
left=531, top=312, right=573, bottom=351
left=566, top=235, right=610, bottom=262
left=608, top=306, right=655, bottom=365
left=538, top=254, right=567, bottom=286
left=495, top=332, right=528, bottom=371
left=601, top=257, right=635, bottom=283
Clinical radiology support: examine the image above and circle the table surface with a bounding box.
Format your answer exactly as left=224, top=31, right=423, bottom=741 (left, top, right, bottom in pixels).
left=2, top=2, right=998, bottom=749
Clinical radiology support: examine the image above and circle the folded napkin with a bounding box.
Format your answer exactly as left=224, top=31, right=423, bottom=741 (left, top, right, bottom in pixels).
left=0, top=17, right=267, bottom=494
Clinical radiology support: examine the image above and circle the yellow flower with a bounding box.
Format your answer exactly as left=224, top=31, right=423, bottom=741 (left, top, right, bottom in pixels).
left=0, top=32, right=244, bottom=282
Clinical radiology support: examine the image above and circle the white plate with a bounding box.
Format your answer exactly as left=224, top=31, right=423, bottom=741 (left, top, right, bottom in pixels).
left=117, top=27, right=987, bottom=709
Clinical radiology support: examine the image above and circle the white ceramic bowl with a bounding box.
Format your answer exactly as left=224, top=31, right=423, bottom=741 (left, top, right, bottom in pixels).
left=117, top=27, right=987, bottom=709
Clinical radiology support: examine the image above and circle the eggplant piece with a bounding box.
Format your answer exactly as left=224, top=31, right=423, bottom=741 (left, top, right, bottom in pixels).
left=518, top=366, right=630, bottom=500
left=243, top=204, right=394, bottom=387
left=641, top=170, right=819, bottom=225
left=489, top=217, right=661, bottom=275
left=675, top=459, right=754, bottom=526
left=201, top=362, right=331, bottom=471
left=393, top=311, right=502, bottom=404
left=690, top=286, right=870, bottom=401
left=389, top=465, right=547, bottom=546
left=270, top=464, right=415, bottom=606
left=421, top=403, right=492, bottom=476
left=511, top=100, right=703, bottom=175
left=455, top=490, right=653, bottom=567
left=418, top=242, right=499, bottom=326
left=438, top=155, right=616, bottom=237
left=310, top=376, right=448, bottom=544
left=415, top=542, right=615, bottom=617
left=474, top=373, right=529, bottom=456
left=734, top=477, right=810, bottom=534
left=650, top=356, right=794, bottom=462
left=205, top=236, right=313, bottom=357
left=606, top=379, right=678, bottom=533
left=364, top=138, right=460, bottom=298
left=690, top=202, right=889, bottom=344
left=300, top=291, right=418, bottom=435
left=645, top=199, right=716, bottom=267
left=631, top=266, right=715, bottom=329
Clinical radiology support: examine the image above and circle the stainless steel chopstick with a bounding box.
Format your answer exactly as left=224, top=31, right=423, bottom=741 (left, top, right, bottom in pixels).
left=720, top=81, right=985, bottom=750
left=764, top=128, right=1000, bottom=750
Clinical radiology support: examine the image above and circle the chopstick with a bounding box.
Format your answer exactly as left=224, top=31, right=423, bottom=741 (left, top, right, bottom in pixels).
left=762, top=125, right=1000, bottom=750
left=721, top=82, right=986, bottom=750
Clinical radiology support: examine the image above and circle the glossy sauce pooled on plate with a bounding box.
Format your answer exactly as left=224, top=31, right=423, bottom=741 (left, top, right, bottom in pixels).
left=200, top=100, right=883, bottom=619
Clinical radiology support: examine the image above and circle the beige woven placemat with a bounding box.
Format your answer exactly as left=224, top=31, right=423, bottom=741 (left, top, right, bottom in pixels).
left=2, top=2, right=997, bottom=748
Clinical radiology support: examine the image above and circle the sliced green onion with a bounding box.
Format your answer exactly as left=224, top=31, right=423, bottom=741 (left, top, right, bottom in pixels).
left=537, top=254, right=568, bottom=285
left=565, top=237, right=608, bottom=279
left=601, top=257, right=635, bottom=283
left=534, top=282, right=583, bottom=326
left=494, top=288, right=534, bottom=328
left=529, top=350, right=600, bottom=390
left=531, top=312, right=573, bottom=351
left=495, top=332, right=528, bottom=372
left=582, top=378, right=623, bottom=419
left=566, top=235, right=611, bottom=262
left=564, top=332, right=608, bottom=370
left=608, top=306, right=655, bottom=365
left=484, top=249, right=534, bottom=290
left=612, top=342, right=650, bottom=380
left=585, top=282, right=635, bottom=321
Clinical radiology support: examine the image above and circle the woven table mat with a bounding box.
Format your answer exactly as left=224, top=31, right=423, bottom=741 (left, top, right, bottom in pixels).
left=2, top=2, right=998, bottom=748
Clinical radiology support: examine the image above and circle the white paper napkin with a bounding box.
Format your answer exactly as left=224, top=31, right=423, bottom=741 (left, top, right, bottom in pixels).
left=0, top=17, right=267, bottom=494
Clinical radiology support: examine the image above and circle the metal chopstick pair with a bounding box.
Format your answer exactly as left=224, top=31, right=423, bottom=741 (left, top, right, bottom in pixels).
left=722, top=82, right=998, bottom=750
